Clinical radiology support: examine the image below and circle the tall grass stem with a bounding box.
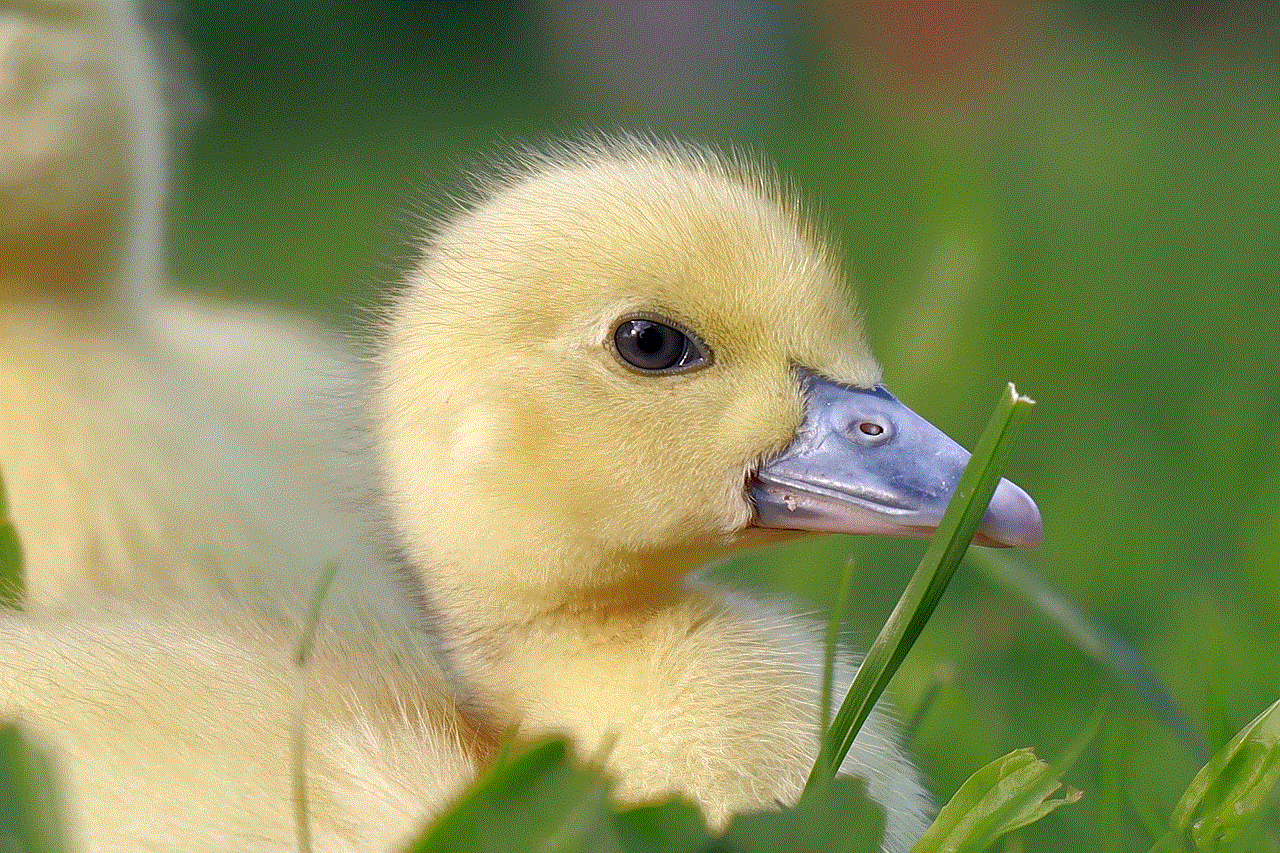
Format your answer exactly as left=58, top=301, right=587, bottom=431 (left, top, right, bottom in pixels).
left=292, top=563, right=340, bottom=853
left=0, top=472, right=24, bottom=609
left=821, top=557, right=856, bottom=740
left=806, top=383, right=1034, bottom=790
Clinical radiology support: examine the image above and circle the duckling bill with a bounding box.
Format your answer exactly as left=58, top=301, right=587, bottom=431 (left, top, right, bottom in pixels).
left=750, top=369, right=1042, bottom=548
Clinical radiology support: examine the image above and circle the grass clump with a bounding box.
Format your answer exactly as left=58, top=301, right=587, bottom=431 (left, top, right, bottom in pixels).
left=1153, top=697, right=1280, bottom=852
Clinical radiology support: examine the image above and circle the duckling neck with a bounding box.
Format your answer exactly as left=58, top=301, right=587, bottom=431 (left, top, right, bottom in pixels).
left=420, top=539, right=848, bottom=829
left=426, top=543, right=716, bottom=632
left=421, top=544, right=696, bottom=728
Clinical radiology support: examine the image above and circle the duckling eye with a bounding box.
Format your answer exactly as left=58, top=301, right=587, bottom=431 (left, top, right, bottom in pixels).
left=612, top=317, right=709, bottom=374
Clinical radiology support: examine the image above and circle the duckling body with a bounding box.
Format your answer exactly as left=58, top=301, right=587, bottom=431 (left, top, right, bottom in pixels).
left=1, top=139, right=1042, bottom=852
left=449, top=587, right=926, bottom=837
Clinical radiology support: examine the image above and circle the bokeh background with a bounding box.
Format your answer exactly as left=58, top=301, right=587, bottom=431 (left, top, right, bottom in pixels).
left=163, top=2, right=1279, bottom=849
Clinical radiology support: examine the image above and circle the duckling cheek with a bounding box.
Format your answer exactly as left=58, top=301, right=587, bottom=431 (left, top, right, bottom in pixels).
left=676, top=374, right=806, bottom=534
left=720, top=377, right=805, bottom=455
left=447, top=405, right=505, bottom=470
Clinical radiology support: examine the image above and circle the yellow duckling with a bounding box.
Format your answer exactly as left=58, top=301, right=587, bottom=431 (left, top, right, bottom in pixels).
left=377, top=139, right=1039, bottom=845
left=1, top=139, right=1040, bottom=852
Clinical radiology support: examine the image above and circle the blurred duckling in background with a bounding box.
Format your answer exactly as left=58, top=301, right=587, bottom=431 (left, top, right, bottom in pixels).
left=0, top=2, right=411, bottom=625
left=2, top=139, right=1041, bottom=852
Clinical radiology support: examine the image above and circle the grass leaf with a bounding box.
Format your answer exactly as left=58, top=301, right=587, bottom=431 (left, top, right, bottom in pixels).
left=716, top=777, right=884, bottom=853
left=0, top=725, right=71, bottom=853
left=820, top=556, right=856, bottom=740
left=807, top=383, right=1035, bottom=789
left=0, top=472, right=24, bottom=609
left=612, top=800, right=708, bottom=853
left=405, top=739, right=620, bottom=853
left=910, top=747, right=1082, bottom=853
left=1153, top=696, right=1280, bottom=852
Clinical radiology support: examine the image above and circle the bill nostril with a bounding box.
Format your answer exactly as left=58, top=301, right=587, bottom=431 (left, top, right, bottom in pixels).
left=845, top=416, right=891, bottom=445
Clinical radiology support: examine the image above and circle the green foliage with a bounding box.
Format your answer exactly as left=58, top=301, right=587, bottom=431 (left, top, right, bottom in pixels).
left=1153, top=697, right=1280, bottom=852
left=714, top=778, right=885, bottom=853
left=0, top=472, right=23, bottom=609
left=0, top=725, right=70, bottom=853
left=912, top=749, right=1082, bottom=853
left=610, top=800, right=709, bottom=853
left=405, top=734, right=1096, bottom=853
left=405, top=740, right=619, bottom=853
left=406, top=738, right=886, bottom=853
left=820, top=557, right=856, bottom=740
left=810, top=384, right=1035, bottom=788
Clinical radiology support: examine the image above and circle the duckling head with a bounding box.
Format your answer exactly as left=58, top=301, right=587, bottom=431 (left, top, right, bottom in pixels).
left=378, top=140, right=1040, bottom=615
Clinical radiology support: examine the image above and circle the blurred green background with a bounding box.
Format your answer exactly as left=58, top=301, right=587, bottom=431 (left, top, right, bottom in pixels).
left=165, top=2, right=1279, bottom=849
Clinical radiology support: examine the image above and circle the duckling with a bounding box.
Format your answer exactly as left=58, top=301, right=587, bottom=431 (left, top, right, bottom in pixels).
left=377, top=139, right=1040, bottom=845
left=0, top=2, right=412, bottom=627
left=0, top=139, right=1041, bottom=853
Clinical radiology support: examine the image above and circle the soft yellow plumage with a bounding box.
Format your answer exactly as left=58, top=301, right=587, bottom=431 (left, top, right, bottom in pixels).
left=0, top=606, right=484, bottom=852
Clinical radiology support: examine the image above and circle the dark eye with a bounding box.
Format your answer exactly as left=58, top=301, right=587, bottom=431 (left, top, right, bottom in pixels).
left=612, top=317, right=710, bottom=374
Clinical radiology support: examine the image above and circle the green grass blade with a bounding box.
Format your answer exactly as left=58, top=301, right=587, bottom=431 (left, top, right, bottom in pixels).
left=1152, top=696, right=1280, bottom=852
left=901, top=662, right=958, bottom=747
left=292, top=563, right=340, bottom=853
left=820, top=556, right=856, bottom=740
left=0, top=472, right=24, bottom=609
left=0, top=725, right=71, bottom=853
left=909, top=747, right=1082, bottom=853
left=968, top=548, right=1208, bottom=763
left=806, top=383, right=1035, bottom=790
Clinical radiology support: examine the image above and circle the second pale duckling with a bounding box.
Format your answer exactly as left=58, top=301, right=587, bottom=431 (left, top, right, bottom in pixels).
left=0, top=1, right=412, bottom=628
